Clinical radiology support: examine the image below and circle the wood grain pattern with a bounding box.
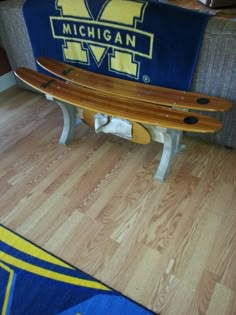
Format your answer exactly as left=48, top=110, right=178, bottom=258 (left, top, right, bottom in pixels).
left=37, top=57, right=232, bottom=112
left=0, top=86, right=235, bottom=315
left=14, top=67, right=223, bottom=133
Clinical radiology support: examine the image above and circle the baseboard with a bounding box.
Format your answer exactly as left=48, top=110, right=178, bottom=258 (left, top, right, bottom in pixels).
left=0, top=71, right=16, bottom=92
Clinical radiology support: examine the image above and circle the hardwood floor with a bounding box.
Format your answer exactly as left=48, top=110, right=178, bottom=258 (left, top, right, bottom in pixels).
left=0, top=86, right=235, bottom=314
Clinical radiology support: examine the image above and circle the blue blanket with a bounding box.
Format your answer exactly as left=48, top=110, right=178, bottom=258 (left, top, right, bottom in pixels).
left=23, top=0, right=210, bottom=90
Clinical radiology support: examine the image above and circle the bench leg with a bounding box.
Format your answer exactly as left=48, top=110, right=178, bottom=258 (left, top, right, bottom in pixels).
left=154, top=130, right=185, bottom=182
left=48, top=96, right=185, bottom=181
left=55, top=101, right=82, bottom=145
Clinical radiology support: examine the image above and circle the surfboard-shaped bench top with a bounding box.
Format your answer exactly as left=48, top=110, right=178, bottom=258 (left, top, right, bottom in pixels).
left=14, top=67, right=223, bottom=133
left=37, top=57, right=231, bottom=112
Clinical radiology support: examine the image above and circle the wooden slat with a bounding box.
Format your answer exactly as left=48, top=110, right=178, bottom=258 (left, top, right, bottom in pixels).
left=37, top=57, right=232, bottom=112
left=14, top=68, right=223, bottom=133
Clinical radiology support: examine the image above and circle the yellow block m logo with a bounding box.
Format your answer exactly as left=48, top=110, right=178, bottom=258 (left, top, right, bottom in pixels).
left=50, top=0, right=154, bottom=79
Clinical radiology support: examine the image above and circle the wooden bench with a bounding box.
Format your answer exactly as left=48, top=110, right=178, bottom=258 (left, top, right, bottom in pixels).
left=14, top=61, right=231, bottom=182
left=37, top=57, right=231, bottom=113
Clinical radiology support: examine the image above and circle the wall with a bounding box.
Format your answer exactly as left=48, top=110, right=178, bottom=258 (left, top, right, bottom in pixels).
left=0, top=45, right=11, bottom=76
left=0, top=0, right=11, bottom=75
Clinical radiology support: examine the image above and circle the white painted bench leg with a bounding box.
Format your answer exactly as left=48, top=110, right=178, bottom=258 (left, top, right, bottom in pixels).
left=174, top=131, right=186, bottom=154
left=55, top=101, right=82, bottom=145
left=154, top=130, right=184, bottom=182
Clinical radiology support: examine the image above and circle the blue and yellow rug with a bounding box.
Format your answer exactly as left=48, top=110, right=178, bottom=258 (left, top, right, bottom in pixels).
left=0, top=225, right=157, bottom=315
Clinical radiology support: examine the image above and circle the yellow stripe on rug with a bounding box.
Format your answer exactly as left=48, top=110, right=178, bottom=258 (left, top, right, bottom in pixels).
left=0, top=226, right=74, bottom=269
left=0, top=262, right=15, bottom=315
left=0, top=252, right=110, bottom=291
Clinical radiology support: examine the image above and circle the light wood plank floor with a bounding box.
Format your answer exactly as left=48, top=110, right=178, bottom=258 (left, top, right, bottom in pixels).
left=0, top=86, right=235, bottom=315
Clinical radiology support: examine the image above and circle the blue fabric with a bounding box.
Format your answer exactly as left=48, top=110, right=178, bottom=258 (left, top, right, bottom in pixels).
left=0, top=225, right=156, bottom=315
left=23, top=0, right=210, bottom=90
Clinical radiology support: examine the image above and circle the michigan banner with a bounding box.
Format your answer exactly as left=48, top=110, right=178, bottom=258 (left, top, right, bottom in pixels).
left=23, top=0, right=210, bottom=90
